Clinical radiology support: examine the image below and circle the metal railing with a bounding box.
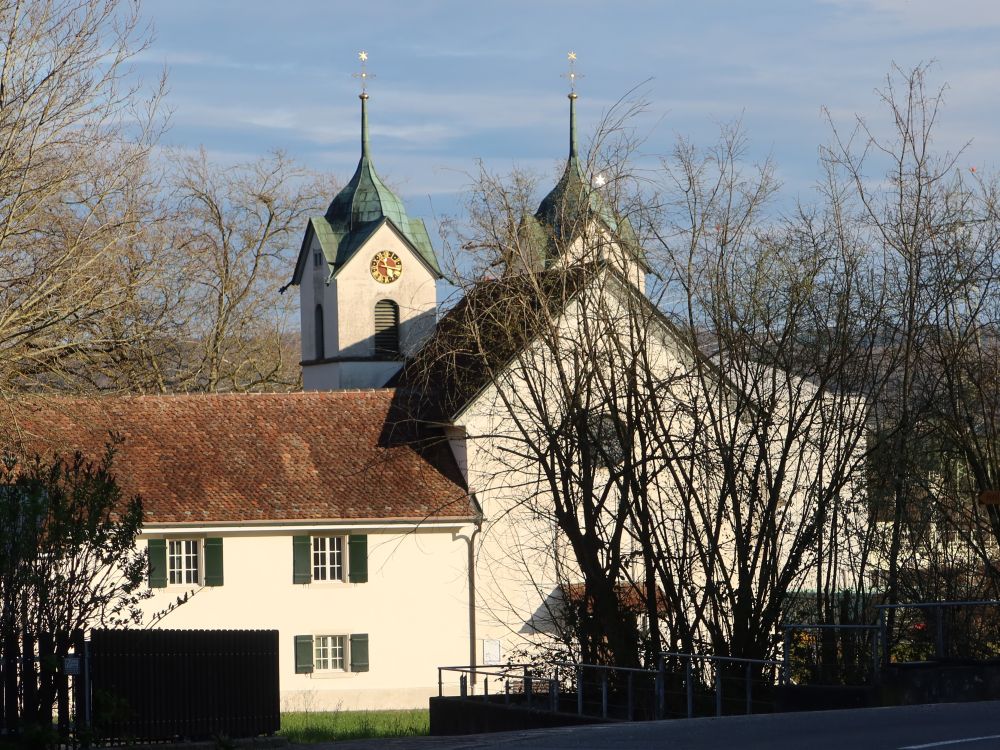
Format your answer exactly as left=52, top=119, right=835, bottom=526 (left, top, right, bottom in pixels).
left=660, top=652, right=785, bottom=718
left=780, top=623, right=881, bottom=685
left=435, top=601, right=1000, bottom=725
left=437, top=664, right=560, bottom=711
left=876, top=600, right=1000, bottom=664
left=554, top=661, right=660, bottom=720
left=438, top=655, right=785, bottom=721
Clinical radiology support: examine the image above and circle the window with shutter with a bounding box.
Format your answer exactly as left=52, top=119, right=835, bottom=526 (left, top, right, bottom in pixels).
left=204, top=537, right=223, bottom=586
left=296, top=633, right=369, bottom=675
left=294, top=635, right=314, bottom=674
left=314, top=304, right=325, bottom=360
left=373, top=300, right=399, bottom=358
left=348, top=535, right=368, bottom=583
left=293, top=534, right=367, bottom=584
left=350, top=633, right=369, bottom=672
left=148, top=539, right=167, bottom=588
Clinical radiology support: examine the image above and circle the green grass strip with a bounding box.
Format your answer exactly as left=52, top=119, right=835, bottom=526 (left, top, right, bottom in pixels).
left=280, top=709, right=429, bottom=743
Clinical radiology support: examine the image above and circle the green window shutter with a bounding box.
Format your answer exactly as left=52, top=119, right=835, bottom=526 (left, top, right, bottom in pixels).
left=204, top=537, right=224, bottom=586
left=348, top=534, right=368, bottom=583
left=148, top=539, right=167, bottom=588
left=294, top=635, right=314, bottom=674
left=293, top=536, right=311, bottom=584
left=349, top=633, right=369, bottom=673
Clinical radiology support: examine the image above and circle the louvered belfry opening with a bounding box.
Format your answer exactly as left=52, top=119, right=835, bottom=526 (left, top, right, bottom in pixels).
left=373, top=299, right=400, bottom=358
left=314, top=304, right=325, bottom=360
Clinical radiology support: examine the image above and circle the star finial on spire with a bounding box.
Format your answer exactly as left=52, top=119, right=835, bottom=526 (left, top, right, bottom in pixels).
left=354, top=50, right=374, bottom=97
left=562, top=50, right=583, bottom=97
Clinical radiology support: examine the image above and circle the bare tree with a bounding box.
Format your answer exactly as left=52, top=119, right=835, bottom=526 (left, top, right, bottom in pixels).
left=0, top=0, right=166, bottom=396
left=396, top=92, right=886, bottom=672
left=99, top=149, right=333, bottom=393
left=822, top=66, right=1000, bottom=660
left=0, top=1, right=338, bottom=399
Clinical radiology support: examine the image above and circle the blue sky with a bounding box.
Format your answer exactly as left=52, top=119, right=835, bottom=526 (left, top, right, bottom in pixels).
left=139, top=0, right=1000, bottom=222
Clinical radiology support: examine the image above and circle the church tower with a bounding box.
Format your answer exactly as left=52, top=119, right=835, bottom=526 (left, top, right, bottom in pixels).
left=288, top=63, right=442, bottom=391
left=521, top=53, right=647, bottom=291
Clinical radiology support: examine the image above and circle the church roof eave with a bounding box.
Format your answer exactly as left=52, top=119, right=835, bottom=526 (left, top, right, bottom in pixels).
left=391, top=262, right=701, bottom=426
left=328, top=216, right=443, bottom=280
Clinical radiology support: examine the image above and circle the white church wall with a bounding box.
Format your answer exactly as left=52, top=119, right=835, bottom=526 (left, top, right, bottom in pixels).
left=452, top=271, right=870, bottom=664
left=553, top=224, right=646, bottom=296
left=141, top=523, right=474, bottom=710
left=455, top=278, right=687, bottom=659
left=331, top=224, right=437, bottom=360
left=300, top=238, right=343, bottom=390
left=302, top=362, right=341, bottom=391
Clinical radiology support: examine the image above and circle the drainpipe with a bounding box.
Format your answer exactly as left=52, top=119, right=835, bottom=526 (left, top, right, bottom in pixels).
left=465, top=493, right=483, bottom=685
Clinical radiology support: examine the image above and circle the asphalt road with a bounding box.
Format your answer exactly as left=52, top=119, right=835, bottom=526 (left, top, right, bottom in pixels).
left=300, top=701, right=1000, bottom=749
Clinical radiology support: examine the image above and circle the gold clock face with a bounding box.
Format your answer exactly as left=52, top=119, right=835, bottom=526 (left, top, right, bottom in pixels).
left=370, top=250, right=402, bottom=284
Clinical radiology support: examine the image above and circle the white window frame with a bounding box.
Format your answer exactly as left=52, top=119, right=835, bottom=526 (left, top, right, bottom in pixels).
left=313, top=634, right=347, bottom=672
left=167, top=538, right=200, bottom=585
left=312, top=536, right=345, bottom=582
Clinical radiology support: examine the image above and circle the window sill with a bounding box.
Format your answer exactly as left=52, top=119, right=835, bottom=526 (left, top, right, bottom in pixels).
left=299, top=580, right=350, bottom=587
left=309, top=670, right=356, bottom=680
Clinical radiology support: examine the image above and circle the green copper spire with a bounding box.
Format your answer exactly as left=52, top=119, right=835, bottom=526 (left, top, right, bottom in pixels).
left=324, top=92, right=408, bottom=230
left=291, top=50, right=441, bottom=284
left=534, top=91, right=594, bottom=240
left=315, top=91, right=439, bottom=272
left=290, top=52, right=442, bottom=284
left=361, top=91, right=371, bottom=158
left=532, top=83, right=642, bottom=267
left=568, top=92, right=578, bottom=161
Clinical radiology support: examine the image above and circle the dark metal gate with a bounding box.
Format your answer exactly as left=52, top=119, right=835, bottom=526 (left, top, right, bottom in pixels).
left=88, top=628, right=280, bottom=743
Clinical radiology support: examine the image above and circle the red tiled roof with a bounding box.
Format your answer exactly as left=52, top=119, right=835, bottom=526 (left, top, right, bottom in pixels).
left=563, top=582, right=668, bottom=615
left=5, top=391, right=472, bottom=524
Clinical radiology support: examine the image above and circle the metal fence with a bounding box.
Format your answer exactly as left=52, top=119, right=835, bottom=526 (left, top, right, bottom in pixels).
left=557, top=662, right=660, bottom=720
left=439, top=662, right=658, bottom=720
left=435, top=601, right=1000, bottom=727
left=0, top=629, right=86, bottom=741
left=438, top=664, right=561, bottom=712
left=780, top=623, right=881, bottom=686
left=440, top=654, right=785, bottom=722
left=660, top=653, right=785, bottom=718
left=88, top=628, right=280, bottom=744
left=876, top=600, right=1000, bottom=665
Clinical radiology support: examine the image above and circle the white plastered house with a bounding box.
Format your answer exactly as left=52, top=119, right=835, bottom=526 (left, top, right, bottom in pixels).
left=14, top=391, right=478, bottom=711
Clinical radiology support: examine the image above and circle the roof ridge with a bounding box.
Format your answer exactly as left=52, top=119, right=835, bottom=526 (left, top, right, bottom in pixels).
left=19, top=389, right=400, bottom=403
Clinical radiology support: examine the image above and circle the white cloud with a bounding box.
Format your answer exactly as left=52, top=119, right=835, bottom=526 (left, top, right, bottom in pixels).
left=820, top=0, right=1000, bottom=30
left=134, top=48, right=294, bottom=73
left=150, top=144, right=264, bottom=168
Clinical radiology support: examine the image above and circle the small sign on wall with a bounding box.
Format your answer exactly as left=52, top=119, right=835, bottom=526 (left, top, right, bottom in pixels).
left=63, top=656, right=81, bottom=675
left=482, top=639, right=501, bottom=666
